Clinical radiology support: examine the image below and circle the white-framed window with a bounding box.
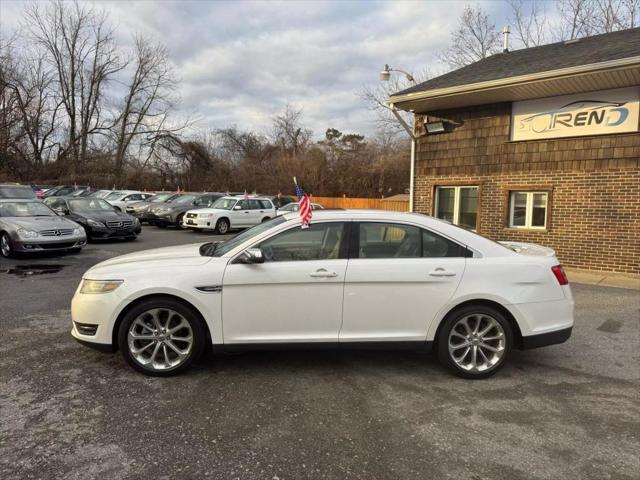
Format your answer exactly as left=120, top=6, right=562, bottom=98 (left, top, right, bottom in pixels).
left=434, top=186, right=478, bottom=230
left=509, top=191, right=548, bottom=229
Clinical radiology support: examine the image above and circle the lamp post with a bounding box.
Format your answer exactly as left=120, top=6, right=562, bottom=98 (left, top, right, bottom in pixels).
left=380, top=64, right=418, bottom=213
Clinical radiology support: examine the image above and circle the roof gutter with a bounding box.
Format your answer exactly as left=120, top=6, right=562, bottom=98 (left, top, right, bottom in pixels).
left=388, top=56, right=640, bottom=111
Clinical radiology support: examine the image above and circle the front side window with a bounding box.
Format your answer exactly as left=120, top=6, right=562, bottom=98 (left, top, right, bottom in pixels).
left=358, top=222, right=467, bottom=259
left=258, top=222, right=346, bottom=262
left=509, top=191, right=548, bottom=229
left=434, top=186, right=478, bottom=230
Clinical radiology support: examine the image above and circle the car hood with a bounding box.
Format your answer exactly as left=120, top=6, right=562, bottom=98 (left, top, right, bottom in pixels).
left=85, top=243, right=217, bottom=279
left=2, top=216, right=80, bottom=230
left=188, top=208, right=229, bottom=215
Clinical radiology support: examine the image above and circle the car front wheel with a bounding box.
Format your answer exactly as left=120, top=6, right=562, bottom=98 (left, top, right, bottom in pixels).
left=117, top=298, right=206, bottom=376
left=437, top=305, right=513, bottom=379
left=215, top=218, right=229, bottom=234
left=0, top=232, right=14, bottom=258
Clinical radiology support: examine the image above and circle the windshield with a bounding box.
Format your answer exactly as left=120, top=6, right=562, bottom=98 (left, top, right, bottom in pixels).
left=172, top=194, right=197, bottom=205
left=210, top=216, right=286, bottom=257
left=0, top=186, right=36, bottom=199
left=211, top=198, right=237, bottom=210
left=0, top=201, right=56, bottom=217
left=105, top=191, right=125, bottom=200
left=68, top=198, right=115, bottom=212
left=149, top=193, right=175, bottom=203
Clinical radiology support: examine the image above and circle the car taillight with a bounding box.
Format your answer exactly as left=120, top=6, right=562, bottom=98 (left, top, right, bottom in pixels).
left=551, top=265, right=568, bottom=285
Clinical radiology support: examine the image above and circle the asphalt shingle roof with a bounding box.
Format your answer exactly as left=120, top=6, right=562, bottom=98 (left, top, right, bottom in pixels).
left=392, top=27, right=640, bottom=97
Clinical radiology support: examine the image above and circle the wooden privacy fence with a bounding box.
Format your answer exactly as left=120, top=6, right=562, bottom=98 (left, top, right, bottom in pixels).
left=309, top=196, right=409, bottom=212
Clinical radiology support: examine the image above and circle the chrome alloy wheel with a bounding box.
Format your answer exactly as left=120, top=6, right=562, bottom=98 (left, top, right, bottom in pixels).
left=127, top=308, right=194, bottom=371
left=1, top=234, right=11, bottom=257
left=448, top=314, right=506, bottom=373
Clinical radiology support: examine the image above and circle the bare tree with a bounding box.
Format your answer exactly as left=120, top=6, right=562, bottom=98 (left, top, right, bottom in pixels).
left=508, top=0, right=548, bottom=48
left=111, top=35, right=179, bottom=179
left=439, top=4, right=501, bottom=69
left=25, top=0, right=124, bottom=173
left=271, top=105, right=312, bottom=156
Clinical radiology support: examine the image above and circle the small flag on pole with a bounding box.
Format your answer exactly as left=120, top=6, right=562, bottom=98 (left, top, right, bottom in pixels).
left=293, top=177, right=312, bottom=228
left=243, top=190, right=249, bottom=200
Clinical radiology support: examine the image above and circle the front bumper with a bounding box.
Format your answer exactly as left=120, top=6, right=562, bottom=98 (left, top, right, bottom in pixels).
left=86, top=225, right=141, bottom=239
left=71, top=288, right=123, bottom=348
left=183, top=216, right=215, bottom=229
left=13, top=236, right=87, bottom=252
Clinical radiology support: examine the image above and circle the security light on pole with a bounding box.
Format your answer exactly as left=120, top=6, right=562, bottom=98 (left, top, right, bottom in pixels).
left=380, top=64, right=416, bottom=84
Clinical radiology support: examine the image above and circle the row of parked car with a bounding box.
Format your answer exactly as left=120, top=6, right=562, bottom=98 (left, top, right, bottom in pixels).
left=0, top=183, right=323, bottom=258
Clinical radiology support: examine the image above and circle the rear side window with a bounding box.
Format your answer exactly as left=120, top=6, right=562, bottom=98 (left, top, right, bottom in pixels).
left=357, top=222, right=468, bottom=259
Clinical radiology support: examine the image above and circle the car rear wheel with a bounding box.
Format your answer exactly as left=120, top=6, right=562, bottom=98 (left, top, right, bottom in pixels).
left=215, top=218, right=230, bottom=234
left=118, top=298, right=206, bottom=376
left=1, top=232, right=14, bottom=258
left=437, top=305, right=512, bottom=379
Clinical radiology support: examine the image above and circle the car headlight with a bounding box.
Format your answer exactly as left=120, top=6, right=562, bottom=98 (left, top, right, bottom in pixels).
left=87, top=218, right=104, bottom=228
left=17, top=228, right=38, bottom=239
left=80, top=279, right=123, bottom=294
left=73, top=228, right=82, bottom=235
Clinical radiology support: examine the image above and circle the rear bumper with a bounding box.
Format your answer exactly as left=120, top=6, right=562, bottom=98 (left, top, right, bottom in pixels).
left=520, top=326, right=572, bottom=349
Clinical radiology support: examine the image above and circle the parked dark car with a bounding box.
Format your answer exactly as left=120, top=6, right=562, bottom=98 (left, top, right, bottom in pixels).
left=125, top=192, right=180, bottom=223
left=43, top=197, right=141, bottom=241
left=0, top=183, right=37, bottom=200
left=264, top=195, right=296, bottom=209
left=147, top=192, right=225, bottom=228
left=42, top=185, right=90, bottom=198
left=0, top=199, right=86, bottom=257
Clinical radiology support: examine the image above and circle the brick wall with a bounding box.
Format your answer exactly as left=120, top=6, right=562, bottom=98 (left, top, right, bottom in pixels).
left=413, top=103, right=640, bottom=274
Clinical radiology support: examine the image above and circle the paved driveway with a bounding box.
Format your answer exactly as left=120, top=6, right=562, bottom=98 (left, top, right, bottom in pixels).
left=1, top=227, right=638, bottom=479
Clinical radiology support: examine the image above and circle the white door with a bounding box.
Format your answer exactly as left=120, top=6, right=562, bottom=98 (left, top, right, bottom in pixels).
left=230, top=199, right=252, bottom=228
left=340, top=222, right=466, bottom=343
left=222, top=222, right=348, bottom=343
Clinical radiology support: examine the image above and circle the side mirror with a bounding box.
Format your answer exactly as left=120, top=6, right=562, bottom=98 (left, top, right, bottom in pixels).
left=233, top=205, right=242, bottom=210
left=236, top=248, right=264, bottom=264
left=55, top=208, right=68, bottom=215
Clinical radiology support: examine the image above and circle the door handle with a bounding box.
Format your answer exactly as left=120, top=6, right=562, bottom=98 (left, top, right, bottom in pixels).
left=429, top=268, right=457, bottom=277
left=309, top=268, right=338, bottom=278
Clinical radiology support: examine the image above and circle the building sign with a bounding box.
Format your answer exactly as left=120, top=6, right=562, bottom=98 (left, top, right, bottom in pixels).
left=511, top=87, right=639, bottom=141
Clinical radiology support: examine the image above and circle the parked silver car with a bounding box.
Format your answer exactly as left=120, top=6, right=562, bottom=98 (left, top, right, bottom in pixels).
left=0, top=199, right=87, bottom=257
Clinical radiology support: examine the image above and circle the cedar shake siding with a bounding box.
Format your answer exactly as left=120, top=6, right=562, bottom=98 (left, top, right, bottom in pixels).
left=413, top=103, right=640, bottom=275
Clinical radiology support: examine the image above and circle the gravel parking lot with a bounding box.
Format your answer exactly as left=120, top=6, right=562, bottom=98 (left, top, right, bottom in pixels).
left=1, top=226, right=638, bottom=480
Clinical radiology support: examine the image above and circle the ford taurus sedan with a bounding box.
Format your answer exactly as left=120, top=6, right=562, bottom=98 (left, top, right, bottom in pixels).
left=0, top=199, right=86, bottom=257
left=71, top=210, right=574, bottom=378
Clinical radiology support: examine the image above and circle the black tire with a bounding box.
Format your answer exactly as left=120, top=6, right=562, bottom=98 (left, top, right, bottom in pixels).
left=175, top=213, right=184, bottom=229
left=436, top=304, right=513, bottom=379
left=1, top=232, right=14, bottom=258
left=215, top=218, right=230, bottom=234
left=261, top=217, right=271, bottom=222
left=117, top=297, right=206, bottom=376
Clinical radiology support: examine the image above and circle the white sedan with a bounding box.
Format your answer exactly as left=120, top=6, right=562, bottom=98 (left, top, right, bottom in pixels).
left=276, top=202, right=324, bottom=216
left=71, top=210, right=574, bottom=378
left=104, top=190, right=154, bottom=211
left=183, top=196, right=276, bottom=234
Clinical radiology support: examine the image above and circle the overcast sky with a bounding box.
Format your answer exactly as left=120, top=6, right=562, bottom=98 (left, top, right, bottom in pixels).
left=1, top=0, right=511, bottom=139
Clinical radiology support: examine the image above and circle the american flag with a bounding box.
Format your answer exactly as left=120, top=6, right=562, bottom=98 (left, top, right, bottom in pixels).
left=294, top=181, right=312, bottom=226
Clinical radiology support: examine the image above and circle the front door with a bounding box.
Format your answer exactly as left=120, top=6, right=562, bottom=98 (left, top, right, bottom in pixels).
left=222, top=222, right=349, bottom=344
left=340, top=222, right=466, bottom=343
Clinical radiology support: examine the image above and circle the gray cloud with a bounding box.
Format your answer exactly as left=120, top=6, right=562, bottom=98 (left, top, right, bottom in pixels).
left=1, top=0, right=509, bottom=138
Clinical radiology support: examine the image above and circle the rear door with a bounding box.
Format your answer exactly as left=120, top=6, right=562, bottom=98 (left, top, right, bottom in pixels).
left=340, top=222, right=467, bottom=343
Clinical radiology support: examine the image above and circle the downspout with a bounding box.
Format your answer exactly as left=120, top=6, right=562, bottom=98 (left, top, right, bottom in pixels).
left=389, top=105, right=416, bottom=213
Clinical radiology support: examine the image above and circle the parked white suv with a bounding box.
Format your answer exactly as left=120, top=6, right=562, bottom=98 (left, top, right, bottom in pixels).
left=183, top=196, right=276, bottom=234
left=71, top=210, right=574, bottom=378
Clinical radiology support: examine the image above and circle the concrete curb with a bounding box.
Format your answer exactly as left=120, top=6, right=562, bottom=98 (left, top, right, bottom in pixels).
left=565, top=268, right=640, bottom=290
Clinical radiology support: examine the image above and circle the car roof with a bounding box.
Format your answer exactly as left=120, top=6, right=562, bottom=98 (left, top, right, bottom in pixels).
left=223, top=195, right=274, bottom=201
